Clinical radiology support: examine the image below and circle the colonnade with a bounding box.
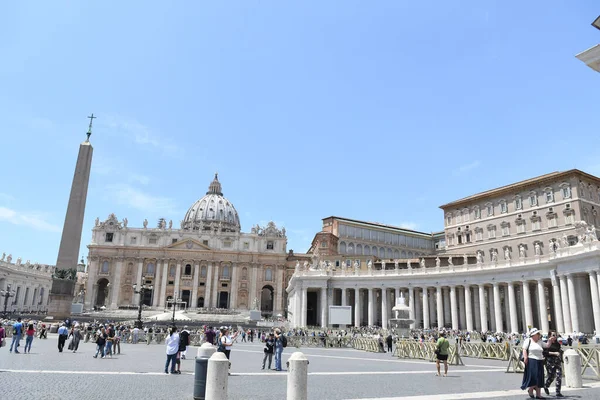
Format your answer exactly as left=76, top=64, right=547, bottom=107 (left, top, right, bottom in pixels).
left=291, top=270, right=600, bottom=335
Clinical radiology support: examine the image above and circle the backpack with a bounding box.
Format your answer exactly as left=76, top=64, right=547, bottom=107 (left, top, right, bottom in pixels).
left=217, top=336, right=226, bottom=352
left=281, top=335, right=288, bottom=348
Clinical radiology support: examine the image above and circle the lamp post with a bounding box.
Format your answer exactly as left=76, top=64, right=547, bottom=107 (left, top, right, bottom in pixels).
left=133, top=280, right=153, bottom=329
left=170, top=295, right=181, bottom=326
left=1, top=284, right=16, bottom=318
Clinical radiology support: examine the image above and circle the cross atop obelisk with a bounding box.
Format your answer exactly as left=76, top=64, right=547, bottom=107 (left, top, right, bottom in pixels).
left=86, top=113, right=96, bottom=142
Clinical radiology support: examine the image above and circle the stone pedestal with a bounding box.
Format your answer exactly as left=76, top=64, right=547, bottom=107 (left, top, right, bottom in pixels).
left=47, top=279, right=75, bottom=320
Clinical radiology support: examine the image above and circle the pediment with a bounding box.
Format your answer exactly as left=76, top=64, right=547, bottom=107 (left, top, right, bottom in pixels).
left=166, top=238, right=211, bottom=251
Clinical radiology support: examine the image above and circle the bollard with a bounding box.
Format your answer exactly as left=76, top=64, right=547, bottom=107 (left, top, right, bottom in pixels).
left=205, top=351, right=229, bottom=400
left=564, top=349, right=582, bottom=388
left=287, top=352, right=309, bottom=400
left=194, top=343, right=216, bottom=400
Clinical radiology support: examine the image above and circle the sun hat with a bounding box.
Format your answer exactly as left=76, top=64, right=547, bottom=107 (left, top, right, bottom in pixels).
left=528, top=328, right=541, bottom=337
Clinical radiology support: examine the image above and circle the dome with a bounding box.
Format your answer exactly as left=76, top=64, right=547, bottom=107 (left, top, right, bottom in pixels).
left=182, top=174, right=241, bottom=233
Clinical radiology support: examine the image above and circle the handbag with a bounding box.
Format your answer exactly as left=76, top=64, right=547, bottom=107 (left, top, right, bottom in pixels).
left=519, top=339, right=531, bottom=362
left=68, top=341, right=74, bottom=350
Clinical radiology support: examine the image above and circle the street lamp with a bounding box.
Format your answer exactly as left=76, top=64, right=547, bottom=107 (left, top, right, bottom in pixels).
left=1, top=284, right=16, bottom=318
left=133, top=280, right=153, bottom=329
left=170, top=295, right=181, bottom=326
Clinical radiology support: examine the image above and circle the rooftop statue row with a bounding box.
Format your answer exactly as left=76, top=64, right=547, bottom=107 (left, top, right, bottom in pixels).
left=0, top=252, right=55, bottom=274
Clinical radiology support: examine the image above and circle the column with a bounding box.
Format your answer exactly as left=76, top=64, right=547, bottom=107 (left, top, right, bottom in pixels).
left=507, top=282, right=519, bottom=334
left=443, top=288, right=451, bottom=325
left=341, top=288, right=347, bottom=306
left=559, top=275, right=572, bottom=333
left=159, top=260, right=168, bottom=308
left=478, top=285, right=488, bottom=331
left=395, top=288, right=400, bottom=306
left=488, top=286, right=496, bottom=332
left=191, top=262, right=200, bottom=308
left=551, top=279, right=564, bottom=334
left=212, top=263, right=220, bottom=308
left=567, top=274, right=579, bottom=332
left=84, top=258, right=97, bottom=309
left=250, top=265, right=258, bottom=308
left=153, top=259, right=162, bottom=307
left=447, top=286, right=457, bottom=330
left=458, top=287, right=466, bottom=330
left=110, top=259, right=123, bottom=309
left=473, top=287, right=481, bottom=330
left=536, top=279, right=549, bottom=334
left=408, top=287, right=415, bottom=329
left=368, top=288, right=374, bottom=326
left=205, top=263, right=213, bottom=308
left=522, top=281, right=534, bottom=330
left=464, top=286, right=473, bottom=332
left=588, top=271, right=600, bottom=334
left=428, top=288, right=436, bottom=327
left=354, top=288, right=361, bottom=327
left=414, top=288, right=422, bottom=328
left=173, top=261, right=182, bottom=299
left=422, top=286, right=430, bottom=329
left=321, top=287, right=328, bottom=328
left=275, top=266, right=284, bottom=313
left=381, top=288, right=388, bottom=329
left=493, top=283, right=503, bottom=333
left=504, top=285, right=510, bottom=331
left=436, top=287, right=444, bottom=328
left=135, top=259, right=144, bottom=304
left=301, top=287, right=307, bottom=327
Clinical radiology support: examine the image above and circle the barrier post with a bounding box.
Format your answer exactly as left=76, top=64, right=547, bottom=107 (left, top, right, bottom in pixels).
left=564, top=349, right=582, bottom=388
left=194, top=343, right=216, bottom=400
left=287, top=352, right=309, bottom=400
left=205, top=352, right=229, bottom=400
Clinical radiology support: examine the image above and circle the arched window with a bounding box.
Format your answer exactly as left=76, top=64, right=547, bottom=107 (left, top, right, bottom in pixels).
left=364, top=246, right=371, bottom=256
left=184, top=264, right=192, bottom=275
left=265, top=268, right=273, bottom=281
left=387, top=248, right=393, bottom=258
left=356, top=244, right=363, bottom=255
left=146, top=263, right=155, bottom=275
left=393, top=250, right=399, bottom=258
left=339, top=242, right=347, bottom=254
left=401, top=250, right=407, bottom=258
left=201, top=266, right=207, bottom=277
left=347, top=243, right=354, bottom=255
left=407, top=251, right=413, bottom=258
left=169, top=266, right=176, bottom=277
left=242, top=267, right=248, bottom=280
left=379, top=247, right=385, bottom=258
left=101, top=261, right=109, bottom=273
left=222, top=266, right=230, bottom=278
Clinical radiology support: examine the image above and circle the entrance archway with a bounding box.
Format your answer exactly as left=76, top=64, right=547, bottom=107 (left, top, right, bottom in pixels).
left=182, top=290, right=191, bottom=307
left=198, top=297, right=204, bottom=307
left=143, top=289, right=153, bottom=306
left=218, top=292, right=229, bottom=308
left=96, top=278, right=110, bottom=307
left=261, top=285, right=274, bottom=315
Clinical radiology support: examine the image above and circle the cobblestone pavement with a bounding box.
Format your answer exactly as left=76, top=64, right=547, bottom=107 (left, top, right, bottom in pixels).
left=1, top=334, right=599, bottom=399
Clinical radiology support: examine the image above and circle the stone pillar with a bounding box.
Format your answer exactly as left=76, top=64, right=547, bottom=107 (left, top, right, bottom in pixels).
left=478, top=285, right=488, bottom=331
left=341, top=288, right=347, bottom=307
left=205, top=263, right=213, bottom=308
left=567, top=274, right=579, bottom=333
left=134, top=259, right=144, bottom=304
left=507, top=282, right=519, bottom=334
left=488, top=286, right=496, bottom=332
left=436, top=286, right=444, bottom=328
left=367, top=288, right=374, bottom=326
left=354, top=288, right=361, bottom=327
left=523, top=281, right=534, bottom=330
left=301, top=287, right=307, bottom=327
left=443, top=288, right=451, bottom=325
left=159, top=260, right=168, bottom=308
left=275, top=266, right=284, bottom=313
left=395, top=288, right=400, bottom=305
left=493, top=283, right=503, bottom=333
left=408, top=287, right=415, bottom=329
left=84, top=258, right=97, bottom=310
left=381, top=288, right=388, bottom=329
left=464, top=286, right=473, bottom=332
left=537, top=279, right=549, bottom=334
left=173, top=261, right=182, bottom=300
left=458, top=287, right=466, bottom=330
left=414, top=288, right=422, bottom=328
left=153, top=259, right=162, bottom=307
left=560, top=275, right=572, bottom=333
left=428, top=288, right=436, bottom=327
left=250, top=264, right=258, bottom=309
left=320, top=287, right=328, bottom=328
left=422, top=286, right=430, bottom=329
left=191, top=262, right=200, bottom=309
left=588, top=271, right=600, bottom=335
left=551, top=278, right=564, bottom=334
left=473, top=286, right=481, bottom=330
left=110, top=259, right=123, bottom=309
left=450, top=286, right=458, bottom=330
left=212, top=263, right=220, bottom=308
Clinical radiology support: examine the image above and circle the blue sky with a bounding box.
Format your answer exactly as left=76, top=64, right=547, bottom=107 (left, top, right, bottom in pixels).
left=1, top=1, right=599, bottom=265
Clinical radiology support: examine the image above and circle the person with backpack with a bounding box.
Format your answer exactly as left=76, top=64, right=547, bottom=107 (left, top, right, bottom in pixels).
left=9, top=317, right=23, bottom=353
left=435, top=331, right=450, bottom=377
left=273, top=328, right=287, bottom=371
left=262, top=333, right=275, bottom=370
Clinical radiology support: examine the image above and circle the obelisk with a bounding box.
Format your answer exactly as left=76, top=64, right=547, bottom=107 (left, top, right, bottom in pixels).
left=48, top=115, right=95, bottom=320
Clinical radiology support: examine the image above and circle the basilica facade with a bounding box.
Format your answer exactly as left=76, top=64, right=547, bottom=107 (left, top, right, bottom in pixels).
left=84, top=175, right=292, bottom=316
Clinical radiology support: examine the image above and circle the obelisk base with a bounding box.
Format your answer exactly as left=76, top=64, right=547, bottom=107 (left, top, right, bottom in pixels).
left=47, top=279, right=76, bottom=320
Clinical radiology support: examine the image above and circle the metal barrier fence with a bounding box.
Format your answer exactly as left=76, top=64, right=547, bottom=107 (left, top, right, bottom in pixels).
left=391, top=339, right=464, bottom=365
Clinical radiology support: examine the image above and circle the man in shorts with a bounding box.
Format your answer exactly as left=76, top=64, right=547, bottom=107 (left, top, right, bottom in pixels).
left=435, top=332, right=450, bottom=377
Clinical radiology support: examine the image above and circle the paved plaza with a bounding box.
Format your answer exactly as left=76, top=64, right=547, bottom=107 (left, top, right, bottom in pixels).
left=1, top=334, right=600, bottom=399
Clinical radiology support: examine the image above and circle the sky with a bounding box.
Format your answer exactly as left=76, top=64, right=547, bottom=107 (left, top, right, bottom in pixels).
left=0, top=1, right=599, bottom=265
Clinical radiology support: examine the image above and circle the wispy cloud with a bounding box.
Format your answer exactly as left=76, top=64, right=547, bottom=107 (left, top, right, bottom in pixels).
left=101, top=115, right=181, bottom=156
left=398, top=221, right=418, bottom=230
left=454, top=160, right=481, bottom=175
left=0, top=193, right=16, bottom=204
left=105, top=184, right=178, bottom=215
left=0, top=206, right=61, bottom=232
left=93, top=157, right=151, bottom=185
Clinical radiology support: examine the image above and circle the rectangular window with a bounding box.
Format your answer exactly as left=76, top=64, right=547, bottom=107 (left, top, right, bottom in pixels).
left=487, top=205, right=494, bottom=217
left=529, top=195, right=537, bottom=206
left=465, top=233, right=471, bottom=242
left=500, top=202, right=507, bottom=213
left=476, top=231, right=483, bottom=241
left=223, top=241, right=232, bottom=248
left=515, top=198, right=523, bottom=210
left=546, top=191, right=554, bottom=203
left=243, top=242, right=249, bottom=250
left=517, top=223, right=526, bottom=234
left=565, top=214, right=574, bottom=225
left=562, top=187, right=571, bottom=199
left=105, top=233, right=113, bottom=242
left=463, top=212, right=470, bottom=222
left=447, top=236, right=453, bottom=246
left=456, top=214, right=462, bottom=223
left=266, top=241, right=274, bottom=250
left=488, top=228, right=496, bottom=239
left=548, top=217, right=557, bottom=228
left=458, top=235, right=463, bottom=244
left=532, top=220, right=541, bottom=231
left=171, top=238, right=178, bottom=244
left=474, top=208, right=481, bottom=219
left=447, top=216, right=452, bottom=225
left=130, top=237, right=137, bottom=244
left=148, top=237, right=158, bottom=244
left=502, top=226, right=510, bottom=236
left=203, top=240, right=209, bottom=246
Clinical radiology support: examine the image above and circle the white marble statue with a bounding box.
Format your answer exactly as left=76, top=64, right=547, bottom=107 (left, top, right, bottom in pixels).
left=561, top=234, right=569, bottom=248
left=95, top=217, right=100, bottom=227
left=303, top=261, right=309, bottom=271
left=1, top=252, right=5, bottom=261
left=143, top=219, right=148, bottom=228
left=381, top=260, right=386, bottom=270
left=295, top=261, right=300, bottom=273
left=476, top=251, right=483, bottom=264
left=447, top=256, right=453, bottom=266
left=25, top=260, right=30, bottom=267
left=420, top=258, right=425, bottom=268
left=435, top=257, right=440, bottom=268
left=491, top=250, right=498, bottom=262
left=16, top=257, right=21, bottom=265
left=591, top=225, right=597, bottom=241
left=463, top=254, right=468, bottom=265
left=406, top=260, right=411, bottom=269
left=549, top=240, right=556, bottom=253
left=534, top=242, right=541, bottom=256
left=367, top=260, right=373, bottom=270
left=394, top=261, right=399, bottom=269
left=504, top=248, right=511, bottom=260
left=354, top=260, right=360, bottom=269
left=7, top=254, right=12, bottom=263
left=168, top=220, right=172, bottom=229
left=519, top=245, right=525, bottom=258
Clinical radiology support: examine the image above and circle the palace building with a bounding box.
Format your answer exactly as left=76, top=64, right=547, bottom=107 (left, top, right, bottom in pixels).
left=287, top=169, right=600, bottom=335
left=84, top=174, right=292, bottom=317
